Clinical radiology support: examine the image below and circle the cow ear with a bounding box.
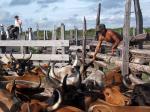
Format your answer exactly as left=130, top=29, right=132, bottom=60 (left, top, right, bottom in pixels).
left=113, top=86, right=120, bottom=91
left=105, top=92, right=110, bottom=96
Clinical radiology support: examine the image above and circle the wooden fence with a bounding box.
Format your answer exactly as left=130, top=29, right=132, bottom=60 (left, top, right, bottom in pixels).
left=0, top=40, right=69, bottom=61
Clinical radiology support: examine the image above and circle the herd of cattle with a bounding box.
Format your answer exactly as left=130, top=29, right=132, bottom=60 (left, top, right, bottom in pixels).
left=0, top=51, right=150, bottom=112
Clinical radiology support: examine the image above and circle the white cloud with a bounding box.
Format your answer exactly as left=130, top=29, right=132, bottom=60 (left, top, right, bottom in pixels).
left=0, top=0, right=149, bottom=29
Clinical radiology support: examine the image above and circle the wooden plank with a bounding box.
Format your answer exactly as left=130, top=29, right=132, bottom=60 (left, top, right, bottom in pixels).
left=69, top=45, right=89, bottom=51
left=122, top=0, right=131, bottom=76
left=89, top=41, right=112, bottom=47
left=33, top=61, right=68, bottom=67
left=0, top=40, right=69, bottom=47
left=130, top=49, right=150, bottom=56
left=0, top=54, right=69, bottom=61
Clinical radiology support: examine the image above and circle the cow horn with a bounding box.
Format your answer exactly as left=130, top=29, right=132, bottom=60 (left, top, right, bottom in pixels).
left=50, top=62, right=59, bottom=79
left=39, top=61, right=51, bottom=75
left=72, top=52, right=78, bottom=68
left=44, top=61, right=62, bottom=88
left=10, top=52, right=17, bottom=61
left=25, top=52, right=32, bottom=61
left=122, top=75, right=133, bottom=89
left=62, top=74, right=68, bottom=90
left=5, top=52, right=11, bottom=61
left=75, top=66, right=82, bottom=88
left=47, top=89, right=62, bottom=111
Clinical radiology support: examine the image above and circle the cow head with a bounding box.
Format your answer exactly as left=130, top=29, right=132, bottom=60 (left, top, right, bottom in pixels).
left=5, top=52, right=33, bottom=76
left=103, top=86, right=130, bottom=106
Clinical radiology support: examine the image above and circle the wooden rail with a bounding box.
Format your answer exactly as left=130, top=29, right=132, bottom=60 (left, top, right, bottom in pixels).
left=0, top=40, right=69, bottom=47
left=0, top=54, right=69, bottom=61
left=0, top=40, right=69, bottom=61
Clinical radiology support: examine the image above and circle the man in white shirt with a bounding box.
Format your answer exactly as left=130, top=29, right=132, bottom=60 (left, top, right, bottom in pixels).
left=9, top=15, right=22, bottom=39
left=14, top=15, right=22, bottom=34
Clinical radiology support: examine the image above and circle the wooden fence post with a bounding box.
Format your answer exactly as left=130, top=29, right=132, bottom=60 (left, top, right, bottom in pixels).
left=122, top=0, right=131, bottom=77
left=82, top=17, right=87, bottom=79
left=28, top=28, right=33, bottom=40
left=26, top=27, right=34, bottom=54
left=133, top=0, right=143, bottom=49
left=52, top=26, right=57, bottom=54
left=70, top=30, right=73, bottom=40
left=46, top=30, right=49, bottom=40
left=61, top=23, right=65, bottom=54
left=74, top=27, right=78, bottom=45
left=0, top=25, right=6, bottom=53
left=36, top=24, right=39, bottom=39
left=95, top=3, right=101, bottom=40
left=44, top=30, right=47, bottom=40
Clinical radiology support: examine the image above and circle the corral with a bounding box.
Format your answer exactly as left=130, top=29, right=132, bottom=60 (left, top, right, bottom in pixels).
left=0, top=0, right=150, bottom=112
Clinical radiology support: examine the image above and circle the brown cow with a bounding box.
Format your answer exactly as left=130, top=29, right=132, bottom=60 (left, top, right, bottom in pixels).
left=88, top=99, right=150, bottom=112
left=103, top=67, right=122, bottom=86
left=103, top=86, right=130, bottom=106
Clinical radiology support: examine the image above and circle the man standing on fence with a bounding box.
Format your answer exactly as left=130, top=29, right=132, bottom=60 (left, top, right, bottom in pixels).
left=14, top=15, right=22, bottom=34
left=9, top=15, right=22, bottom=39
left=92, top=24, right=123, bottom=61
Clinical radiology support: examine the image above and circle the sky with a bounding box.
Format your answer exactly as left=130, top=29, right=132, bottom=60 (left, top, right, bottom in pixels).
left=0, top=0, right=149, bottom=31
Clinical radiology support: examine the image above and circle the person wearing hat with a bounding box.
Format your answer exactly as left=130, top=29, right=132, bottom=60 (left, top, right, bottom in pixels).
left=9, top=15, right=22, bottom=39
left=92, top=24, right=123, bottom=61
left=14, top=15, right=22, bottom=34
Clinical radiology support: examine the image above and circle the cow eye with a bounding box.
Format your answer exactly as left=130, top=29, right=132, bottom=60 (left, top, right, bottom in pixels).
left=105, top=92, right=110, bottom=96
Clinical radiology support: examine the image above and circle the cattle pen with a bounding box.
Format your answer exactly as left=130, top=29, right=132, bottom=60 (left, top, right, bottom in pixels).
left=0, top=0, right=150, bottom=112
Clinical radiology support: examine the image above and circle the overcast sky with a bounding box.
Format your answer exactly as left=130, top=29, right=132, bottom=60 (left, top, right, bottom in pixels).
left=0, top=0, right=149, bottom=30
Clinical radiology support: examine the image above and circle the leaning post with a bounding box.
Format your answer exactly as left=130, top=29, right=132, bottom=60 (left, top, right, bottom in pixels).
left=95, top=3, right=101, bottom=40
left=82, top=17, right=87, bottom=79
left=122, top=0, right=131, bottom=77
left=133, top=0, right=143, bottom=49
